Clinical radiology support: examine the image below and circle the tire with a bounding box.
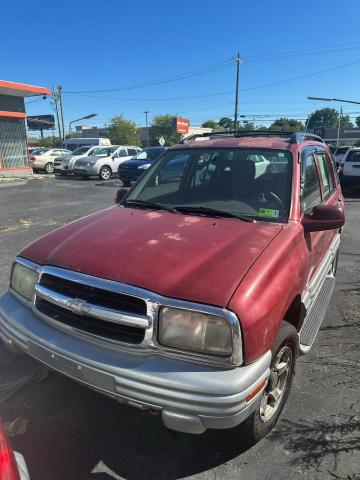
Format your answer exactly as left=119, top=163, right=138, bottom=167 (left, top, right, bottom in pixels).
left=44, top=162, right=54, bottom=174
left=240, top=321, right=299, bottom=445
left=123, top=180, right=131, bottom=187
left=99, top=166, right=112, bottom=180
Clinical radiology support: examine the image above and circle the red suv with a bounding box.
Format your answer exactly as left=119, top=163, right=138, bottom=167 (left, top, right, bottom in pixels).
left=0, top=131, right=344, bottom=443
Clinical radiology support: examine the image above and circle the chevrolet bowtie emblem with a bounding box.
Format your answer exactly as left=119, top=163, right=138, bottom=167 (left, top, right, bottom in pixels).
left=66, top=298, right=91, bottom=315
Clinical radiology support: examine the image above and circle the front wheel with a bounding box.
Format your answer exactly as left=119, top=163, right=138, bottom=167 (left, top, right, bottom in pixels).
left=99, top=166, right=112, bottom=180
left=240, top=321, right=299, bottom=445
left=44, top=162, right=54, bottom=174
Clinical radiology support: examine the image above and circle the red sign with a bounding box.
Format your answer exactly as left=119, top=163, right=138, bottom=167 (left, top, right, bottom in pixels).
left=173, top=116, right=190, bottom=134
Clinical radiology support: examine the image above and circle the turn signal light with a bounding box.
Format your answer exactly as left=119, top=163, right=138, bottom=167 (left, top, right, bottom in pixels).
left=246, top=379, right=267, bottom=403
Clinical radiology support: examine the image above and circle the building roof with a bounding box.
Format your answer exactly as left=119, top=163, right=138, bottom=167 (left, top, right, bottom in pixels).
left=0, top=80, right=51, bottom=97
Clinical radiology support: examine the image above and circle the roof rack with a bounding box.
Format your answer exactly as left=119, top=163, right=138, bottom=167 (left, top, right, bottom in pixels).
left=180, top=130, right=325, bottom=144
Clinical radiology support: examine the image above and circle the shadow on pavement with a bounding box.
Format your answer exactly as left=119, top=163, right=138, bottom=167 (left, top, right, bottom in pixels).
left=5, top=373, right=255, bottom=480
left=269, top=416, right=360, bottom=478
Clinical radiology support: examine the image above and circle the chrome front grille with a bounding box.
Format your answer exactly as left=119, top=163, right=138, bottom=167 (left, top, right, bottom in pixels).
left=34, top=268, right=150, bottom=346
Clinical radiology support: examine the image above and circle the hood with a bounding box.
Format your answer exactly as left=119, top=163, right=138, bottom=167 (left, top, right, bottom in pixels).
left=60, top=154, right=74, bottom=161
left=20, top=207, right=281, bottom=307
left=120, top=159, right=152, bottom=168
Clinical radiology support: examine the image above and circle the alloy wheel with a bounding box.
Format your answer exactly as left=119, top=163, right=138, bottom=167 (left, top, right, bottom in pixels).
left=259, top=345, right=293, bottom=422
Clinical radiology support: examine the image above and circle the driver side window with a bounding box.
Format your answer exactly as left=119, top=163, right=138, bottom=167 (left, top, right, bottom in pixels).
left=302, top=153, right=321, bottom=213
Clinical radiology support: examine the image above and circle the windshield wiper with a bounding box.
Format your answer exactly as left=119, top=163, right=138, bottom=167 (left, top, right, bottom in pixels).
left=123, top=199, right=177, bottom=213
left=174, top=205, right=256, bottom=222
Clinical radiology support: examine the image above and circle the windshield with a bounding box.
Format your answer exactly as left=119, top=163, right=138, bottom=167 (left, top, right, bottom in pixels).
left=93, top=147, right=117, bottom=156
left=72, top=146, right=90, bottom=155
left=133, top=148, right=164, bottom=161
left=126, top=148, right=293, bottom=223
left=31, top=148, right=49, bottom=155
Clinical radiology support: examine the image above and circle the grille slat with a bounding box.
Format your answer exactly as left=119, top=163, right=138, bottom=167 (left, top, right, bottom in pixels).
left=36, top=273, right=148, bottom=344
left=36, top=298, right=145, bottom=344
left=40, top=274, right=147, bottom=315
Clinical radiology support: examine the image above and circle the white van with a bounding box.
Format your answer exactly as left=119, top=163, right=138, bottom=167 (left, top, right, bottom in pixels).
left=60, top=138, right=111, bottom=152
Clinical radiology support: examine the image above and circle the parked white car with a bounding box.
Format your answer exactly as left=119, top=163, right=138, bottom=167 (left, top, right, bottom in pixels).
left=29, top=148, right=72, bottom=173
left=54, top=145, right=107, bottom=175
left=73, top=145, right=142, bottom=180
left=339, top=147, right=360, bottom=188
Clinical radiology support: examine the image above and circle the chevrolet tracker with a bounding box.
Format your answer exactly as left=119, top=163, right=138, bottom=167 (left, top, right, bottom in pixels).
left=0, top=131, right=345, bottom=442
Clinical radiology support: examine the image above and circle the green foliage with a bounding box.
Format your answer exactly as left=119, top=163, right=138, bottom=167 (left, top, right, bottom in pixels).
left=238, top=121, right=257, bottom=130
left=355, top=116, right=360, bottom=127
left=149, top=114, right=181, bottom=146
left=218, top=117, right=234, bottom=130
left=28, top=136, right=59, bottom=147
left=269, top=117, right=304, bottom=131
left=306, top=108, right=353, bottom=129
left=201, top=120, right=219, bottom=129
left=107, top=115, right=141, bottom=146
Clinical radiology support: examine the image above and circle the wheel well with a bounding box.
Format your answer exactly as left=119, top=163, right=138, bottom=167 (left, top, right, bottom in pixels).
left=283, top=295, right=305, bottom=332
left=100, top=165, right=112, bottom=172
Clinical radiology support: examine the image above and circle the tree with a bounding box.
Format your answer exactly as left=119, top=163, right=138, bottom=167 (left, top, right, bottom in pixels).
left=107, top=115, right=140, bottom=146
left=218, top=117, right=234, bottom=130
left=201, top=120, right=218, bottom=129
left=238, top=121, right=257, bottom=131
left=149, top=115, right=181, bottom=146
left=269, top=117, right=304, bottom=131
left=355, top=116, right=360, bottom=127
left=306, top=108, right=353, bottom=129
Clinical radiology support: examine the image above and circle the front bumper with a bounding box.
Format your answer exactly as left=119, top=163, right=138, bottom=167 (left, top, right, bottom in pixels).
left=118, top=168, right=139, bottom=182
left=0, top=291, right=271, bottom=434
left=73, top=165, right=98, bottom=176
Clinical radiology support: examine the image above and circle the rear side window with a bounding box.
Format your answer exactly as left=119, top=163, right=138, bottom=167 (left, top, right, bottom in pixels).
left=302, top=154, right=321, bottom=212
left=127, top=148, right=138, bottom=156
left=315, top=153, right=333, bottom=198
left=346, top=151, right=360, bottom=162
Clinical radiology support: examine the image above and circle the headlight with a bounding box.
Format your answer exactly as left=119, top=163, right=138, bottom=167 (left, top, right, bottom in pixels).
left=138, top=163, right=151, bottom=170
left=11, top=262, right=38, bottom=301
left=158, top=307, right=232, bottom=356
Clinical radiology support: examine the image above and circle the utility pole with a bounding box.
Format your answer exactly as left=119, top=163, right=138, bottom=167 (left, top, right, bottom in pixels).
left=144, top=111, right=149, bottom=147
left=58, top=86, right=65, bottom=141
left=336, top=106, right=343, bottom=147
left=52, top=85, right=62, bottom=142
left=233, top=53, right=244, bottom=130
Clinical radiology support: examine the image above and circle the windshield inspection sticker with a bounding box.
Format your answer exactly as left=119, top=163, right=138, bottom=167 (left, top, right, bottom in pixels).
left=258, top=208, right=280, bottom=218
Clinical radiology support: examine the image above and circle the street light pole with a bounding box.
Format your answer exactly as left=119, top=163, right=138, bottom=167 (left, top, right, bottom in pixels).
left=68, top=113, right=97, bottom=137
left=234, top=54, right=244, bottom=130
left=144, top=111, right=149, bottom=147
left=307, top=96, right=360, bottom=145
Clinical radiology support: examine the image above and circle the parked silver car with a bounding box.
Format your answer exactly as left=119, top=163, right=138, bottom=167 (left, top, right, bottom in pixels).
left=73, top=145, right=142, bottom=180
left=54, top=145, right=106, bottom=175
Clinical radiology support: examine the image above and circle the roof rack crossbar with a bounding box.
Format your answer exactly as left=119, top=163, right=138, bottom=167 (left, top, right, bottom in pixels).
left=180, top=130, right=325, bottom=144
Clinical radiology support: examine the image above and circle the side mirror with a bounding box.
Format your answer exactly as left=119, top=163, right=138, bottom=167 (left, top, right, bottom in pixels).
left=302, top=205, right=345, bottom=233
left=114, top=188, right=127, bottom=204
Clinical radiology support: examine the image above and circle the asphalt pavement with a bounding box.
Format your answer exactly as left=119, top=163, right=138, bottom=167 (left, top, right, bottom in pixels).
left=0, top=176, right=359, bottom=480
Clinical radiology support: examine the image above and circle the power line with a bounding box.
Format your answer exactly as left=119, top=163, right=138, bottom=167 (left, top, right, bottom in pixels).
left=240, top=59, right=360, bottom=93
left=64, top=58, right=233, bottom=94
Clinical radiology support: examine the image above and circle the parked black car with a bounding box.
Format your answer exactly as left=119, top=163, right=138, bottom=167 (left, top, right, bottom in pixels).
left=118, top=147, right=166, bottom=186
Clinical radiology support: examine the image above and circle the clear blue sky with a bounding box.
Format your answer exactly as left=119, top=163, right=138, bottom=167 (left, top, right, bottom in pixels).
left=3, top=0, right=360, bottom=133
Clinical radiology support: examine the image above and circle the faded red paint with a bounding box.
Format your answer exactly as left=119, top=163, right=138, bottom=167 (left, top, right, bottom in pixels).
left=19, top=136, right=345, bottom=363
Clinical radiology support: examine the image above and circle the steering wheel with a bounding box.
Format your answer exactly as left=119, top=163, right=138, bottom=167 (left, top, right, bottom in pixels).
left=266, top=191, right=285, bottom=212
